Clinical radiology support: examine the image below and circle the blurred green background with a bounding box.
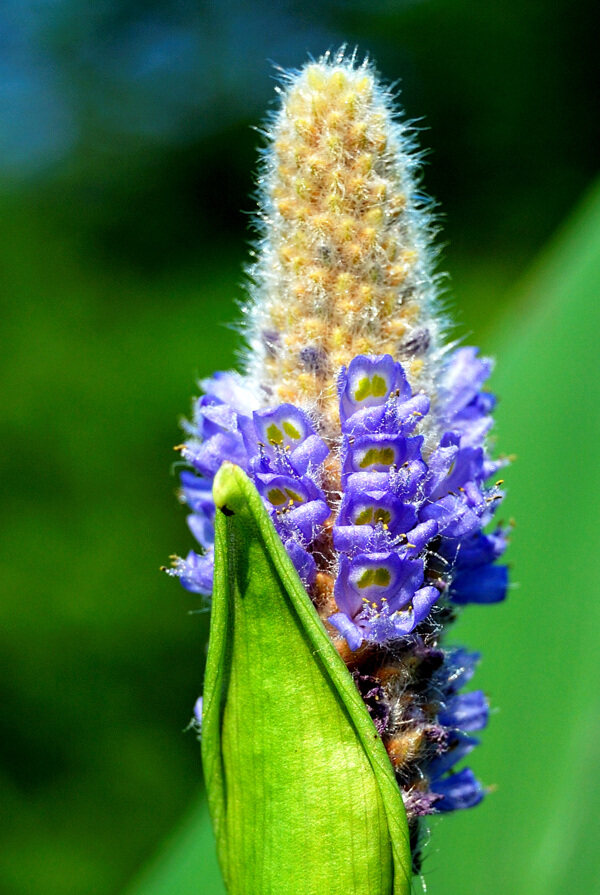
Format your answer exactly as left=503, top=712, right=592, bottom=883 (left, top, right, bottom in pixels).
left=1, top=2, right=598, bottom=894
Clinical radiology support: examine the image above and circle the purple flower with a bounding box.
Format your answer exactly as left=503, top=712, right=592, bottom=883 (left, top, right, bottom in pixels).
left=169, top=56, right=513, bottom=875
left=180, top=471, right=214, bottom=518
left=284, top=539, right=317, bottom=587
left=171, top=346, right=508, bottom=825
left=335, top=553, right=426, bottom=617
left=427, top=732, right=479, bottom=779
left=331, top=553, right=440, bottom=647
left=440, top=347, right=493, bottom=427
left=444, top=649, right=481, bottom=693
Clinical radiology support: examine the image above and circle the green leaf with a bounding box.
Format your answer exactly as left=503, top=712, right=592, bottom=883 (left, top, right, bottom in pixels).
left=122, top=798, right=225, bottom=895
left=427, top=178, right=600, bottom=895
left=202, top=461, right=411, bottom=895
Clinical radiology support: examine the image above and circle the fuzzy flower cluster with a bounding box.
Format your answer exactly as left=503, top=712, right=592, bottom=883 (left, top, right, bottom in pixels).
left=169, top=51, right=510, bottom=865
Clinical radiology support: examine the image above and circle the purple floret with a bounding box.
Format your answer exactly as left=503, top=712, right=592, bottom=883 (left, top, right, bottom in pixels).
left=167, top=549, right=214, bottom=596
left=338, top=354, right=411, bottom=423
left=337, top=489, right=418, bottom=538
left=331, top=551, right=441, bottom=647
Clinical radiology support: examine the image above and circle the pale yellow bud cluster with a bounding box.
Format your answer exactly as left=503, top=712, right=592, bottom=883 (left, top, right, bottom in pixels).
left=245, top=52, right=440, bottom=438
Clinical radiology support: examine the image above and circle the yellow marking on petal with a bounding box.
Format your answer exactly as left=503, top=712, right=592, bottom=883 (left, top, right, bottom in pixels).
left=354, top=377, right=372, bottom=402
left=266, top=423, right=284, bottom=444
left=357, top=567, right=392, bottom=589
left=282, top=420, right=302, bottom=440
left=371, top=374, right=387, bottom=397
left=267, top=488, right=287, bottom=506
left=374, top=567, right=391, bottom=586
left=359, top=446, right=396, bottom=468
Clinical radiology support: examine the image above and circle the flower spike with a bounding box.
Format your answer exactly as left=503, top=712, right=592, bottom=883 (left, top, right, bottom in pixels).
left=169, top=50, right=511, bottom=887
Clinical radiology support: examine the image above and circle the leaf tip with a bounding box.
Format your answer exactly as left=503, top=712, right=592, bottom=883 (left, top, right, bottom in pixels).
left=213, top=462, right=246, bottom=516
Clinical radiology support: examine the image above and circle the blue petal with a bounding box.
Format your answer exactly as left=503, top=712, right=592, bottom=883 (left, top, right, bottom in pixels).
left=185, top=431, right=249, bottom=477
left=333, top=525, right=393, bottom=554
left=285, top=539, right=317, bottom=587
left=450, top=529, right=508, bottom=569
left=328, top=612, right=364, bottom=651
left=427, top=733, right=479, bottom=778
left=168, top=549, right=214, bottom=596
left=342, top=433, right=423, bottom=478
left=337, top=489, right=418, bottom=536
left=273, top=499, right=331, bottom=542
left=199, top=371, right=260, bottom=416
left=187, top=512, right=215, bottom=549
left=431, top=767, right=485, bottom=812
left=444, top=649, right=481, bottom=693
left=341, top=392, right=430, bottom=438
left=420, top=494, right=482, bottom=539
left=334, top=553, right=426, bottom=617
left=180, top=471, right=215, bottom=518
left=441, top=348, right=493, bottom=420
left=439, top=690, right=489, bottom=732
left=253, top=404, right=315, bottom=450
left=451, top=564, right=508, bottom=604
left=288, top=433, right=329, bottom=475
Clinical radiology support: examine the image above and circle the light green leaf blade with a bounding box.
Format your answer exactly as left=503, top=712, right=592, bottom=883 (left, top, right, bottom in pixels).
left=428, top=178, right=600, bottom=895
left=122, top=797, right=225, bottom=895
left=202, top=461, right=411, bottom=895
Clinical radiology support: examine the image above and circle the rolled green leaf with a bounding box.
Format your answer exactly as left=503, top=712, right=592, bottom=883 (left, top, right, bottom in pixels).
left=202, top=462, right=411, bottom=895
